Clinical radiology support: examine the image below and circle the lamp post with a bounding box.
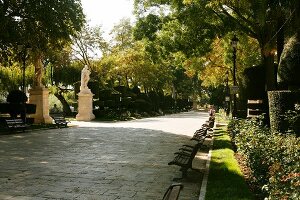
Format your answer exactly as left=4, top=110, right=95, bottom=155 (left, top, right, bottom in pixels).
left=225, top=71, right=230, bottom=116
left=231, top=35, right=239, bottom=118
left=18, top=44, right=31, bottom=93
left=17, top=45, right=31, bottom=124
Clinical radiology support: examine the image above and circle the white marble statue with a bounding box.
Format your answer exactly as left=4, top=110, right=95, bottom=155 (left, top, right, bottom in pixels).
left=80, top=65, right=91, bottom=91
left=77, top=65, right=95, bottom=121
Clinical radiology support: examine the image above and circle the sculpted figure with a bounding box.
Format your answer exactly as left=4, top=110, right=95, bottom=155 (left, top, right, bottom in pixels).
left=35, top=66, right=42, bottom=87
left=34, top=57, right=43, bottom=88
left=80, top=65, right=91, bottom=91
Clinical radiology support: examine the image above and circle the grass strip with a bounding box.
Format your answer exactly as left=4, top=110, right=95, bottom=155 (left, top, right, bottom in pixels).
left=205, top=125, right=254, bottom=200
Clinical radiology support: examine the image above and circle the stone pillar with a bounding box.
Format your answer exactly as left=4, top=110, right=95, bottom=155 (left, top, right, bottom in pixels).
left=29, top=87, right=52, bottom=124
left=76, top=90, right=95, bottom=121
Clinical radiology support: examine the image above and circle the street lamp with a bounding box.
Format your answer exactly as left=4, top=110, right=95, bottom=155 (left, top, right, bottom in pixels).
left=231, top=35, right=239, bottom=118
left=225, top=71, right=230, bottom=116
left=18, top=44, right=31, bottom=93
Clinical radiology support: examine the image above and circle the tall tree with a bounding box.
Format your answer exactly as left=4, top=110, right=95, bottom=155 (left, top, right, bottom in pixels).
left=72, top=24, right=108, bottom=71
left=134, top=0, right=299, bottom=91
left=1, top=0, right=84, bottom=49
left=110, top=18, right=134, bottom=52
left=1, top=0, right=84, bottom=88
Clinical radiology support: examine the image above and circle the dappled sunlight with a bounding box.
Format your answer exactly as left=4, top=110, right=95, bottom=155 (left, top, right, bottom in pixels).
left=205, top=126, right=253, bottom=200
left=12, top=156, right=25, bottom=160
left=13, top=135, right=25, bottom=138
left=71, top=111, right=208, bottom=137
left=0, top=111, right=208, bottom=200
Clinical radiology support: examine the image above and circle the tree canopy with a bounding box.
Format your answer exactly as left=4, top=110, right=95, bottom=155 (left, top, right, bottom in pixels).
left=0, top=0, right=84, bottom=52
left=133, top=0, right=300, bottom=90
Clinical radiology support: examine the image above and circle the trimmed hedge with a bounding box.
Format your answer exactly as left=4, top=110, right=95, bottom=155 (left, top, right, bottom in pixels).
left=243, top=65, right=266, bottom=100
left=7, top=90, right=28, bottom=103
left=228, top=118, right=300, bottom=199
left=268, top=90, right=300, bottom=133
left=278, top=33, right=300, bottom=89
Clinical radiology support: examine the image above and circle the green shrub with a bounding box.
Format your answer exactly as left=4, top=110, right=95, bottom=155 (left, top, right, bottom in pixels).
left=265, top=134, right=300, bottom=200
left=133, top=99, right=153, bottom=112
left=278, top=33, right=300, bottom=89
left=243, top=65, right=266, bottom=100
left=6, top=90, right=28, bottom=103
left=228, top=118, right=300, bottom=199
left=284, top=104, right=300, bottom=136
left=268, top=90, right=300, bottom=133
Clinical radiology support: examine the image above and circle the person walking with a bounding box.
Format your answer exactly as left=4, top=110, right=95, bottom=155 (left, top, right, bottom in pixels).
left=208, top=105, right=215, bottom=117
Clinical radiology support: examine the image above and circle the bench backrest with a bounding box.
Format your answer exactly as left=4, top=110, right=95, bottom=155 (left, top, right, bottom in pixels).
left=188, top=143, right=202, bottom=165
left=162, top=183, right=183, bottom=200
left=6, top=119, right=24, bottom=124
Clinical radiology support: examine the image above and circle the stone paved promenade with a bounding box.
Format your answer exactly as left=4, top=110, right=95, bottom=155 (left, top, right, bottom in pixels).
left=0, top=111, right=210, bottom=200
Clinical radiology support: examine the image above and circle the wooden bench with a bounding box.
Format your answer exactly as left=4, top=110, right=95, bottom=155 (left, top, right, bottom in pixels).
left=168, top=122, right=211, bottom=179
left=191, top=127, right=209, bottom=142
left=51, top=115, right=70, bottom=128
left=247, top=100, right=262, bottom=115
left=168, top=143, right=202, bottom=179
left=5, top=119, right=27, bottom=132
left=162, top=183, right=183, bottom=200
left=207, top=116, right=215, bottom=128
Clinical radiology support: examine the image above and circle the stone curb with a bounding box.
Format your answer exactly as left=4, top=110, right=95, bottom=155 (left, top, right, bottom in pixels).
left=198, top=129, right=214, bottom=200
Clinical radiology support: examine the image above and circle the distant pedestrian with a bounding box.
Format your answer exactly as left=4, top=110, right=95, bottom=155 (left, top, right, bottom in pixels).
left=50, top=104, right=59, bottom=114
left=209, top=105, right=215, bottom=117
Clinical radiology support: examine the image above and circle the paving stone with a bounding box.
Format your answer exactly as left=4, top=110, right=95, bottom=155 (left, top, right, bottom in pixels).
left=0, top=111, right=210, bottom=200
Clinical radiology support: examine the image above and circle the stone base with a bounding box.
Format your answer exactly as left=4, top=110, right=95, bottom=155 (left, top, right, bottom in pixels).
left=29, top=87, right=53, bottom=124
left=76, top=91, right=95, bottom=121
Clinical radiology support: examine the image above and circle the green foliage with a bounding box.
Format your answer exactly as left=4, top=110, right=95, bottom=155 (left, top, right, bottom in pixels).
left=48, top=94, right=63, bottom=113
left=206, top=85, right=226, bottom=109
left=284, top=103, right=300, bottom=136
left=278, top=34, right=300, bottom=89
left=206, top=126, right=253, bottom=200
left=52, top=62, right=81, bottom=86
left=87, top=81, right=100, bottom=99
left=6, top=90, right=28, bottom=103
left=133, top=99, right=153, bottom=112
left=243, top=65, right=266, bottom=100
left=133, top=14, right=162, bottom=41
left=268, top=90, right=300, bottom=133
left=72, top=25, right=108, bottom=67
left=228, top=118, right=300, bottom=199
left=161, top=95, right=175, bottom=110
left=1, top=0, right=84, bottom=51
left=110, top=18, right=134, bottom=52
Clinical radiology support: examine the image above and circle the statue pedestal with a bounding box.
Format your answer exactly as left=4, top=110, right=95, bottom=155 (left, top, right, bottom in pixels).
left=29, top=87, right=53, bottom=124
left=76, top=90, right=95, bottom=121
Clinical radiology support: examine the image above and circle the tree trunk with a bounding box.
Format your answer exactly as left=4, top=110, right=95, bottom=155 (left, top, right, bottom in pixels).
left=256, top=19, right=277, bottom=91
left=192, top=94, right=198, bottom=110
left=262, top=52, right=276, bottom=91
left=54, top=89, right=72, bottom=116
left=277, top=16, right=285, bottom=63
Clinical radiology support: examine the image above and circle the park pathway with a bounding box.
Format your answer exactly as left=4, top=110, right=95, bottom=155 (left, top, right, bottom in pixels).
left=0, top=111, right=210, bottom=200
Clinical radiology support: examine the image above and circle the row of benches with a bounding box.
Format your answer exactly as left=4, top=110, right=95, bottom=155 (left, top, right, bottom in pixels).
left=163, top=116, right=215, bottom=200
left=168, top=123, right=211, bottom=180
left=3, top=115, right=70, bottom=133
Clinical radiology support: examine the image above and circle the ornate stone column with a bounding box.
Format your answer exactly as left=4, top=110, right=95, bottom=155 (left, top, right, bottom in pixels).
left=29, top=87, right=52, bottom=124
left=76, top=90, right=95, bottom=121
left=28, top=55, right=52, bottom=124
left=76, top=65, right=95, bottom=121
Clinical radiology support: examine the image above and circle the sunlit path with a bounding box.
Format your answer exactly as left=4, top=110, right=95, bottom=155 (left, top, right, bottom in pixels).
left=0, top=111, right=209, bottom=200
left=71, top=111, right=208, bottom=137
